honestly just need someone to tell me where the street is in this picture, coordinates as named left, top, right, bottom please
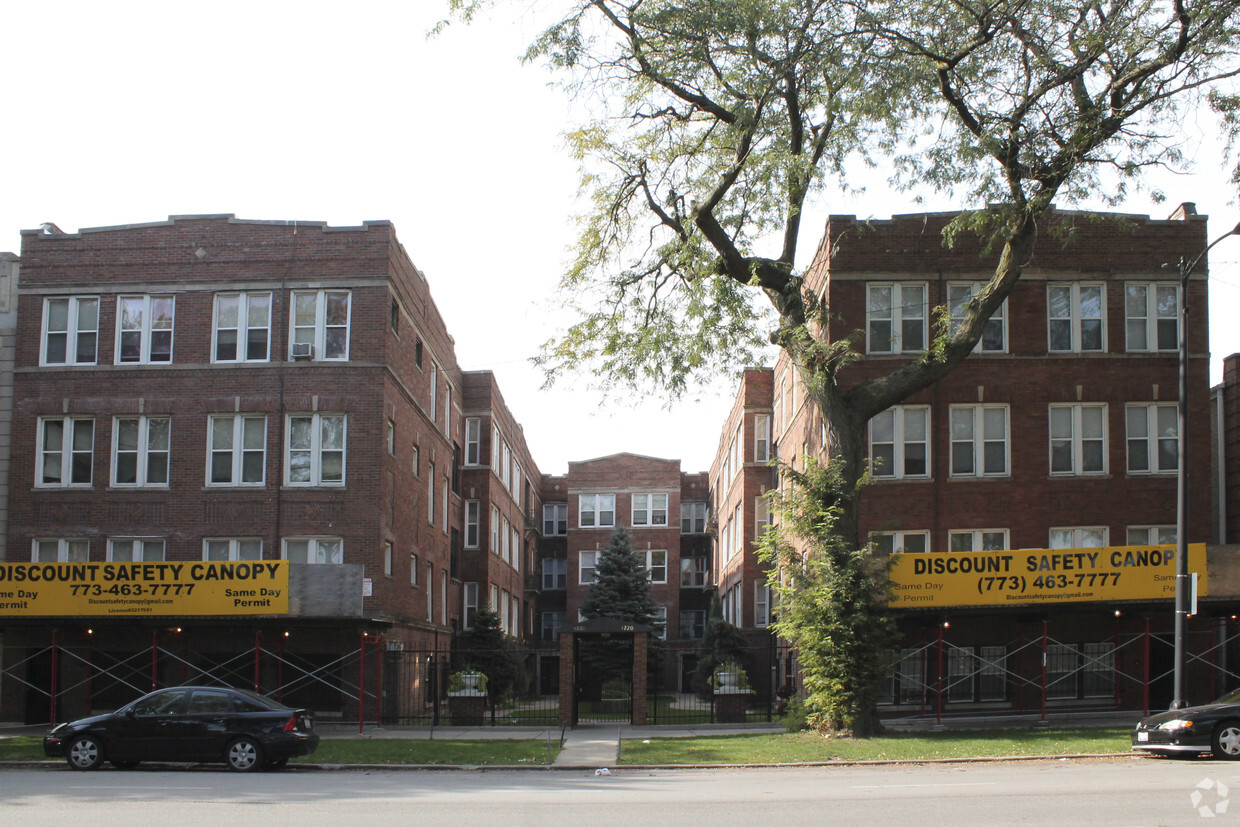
left=1, top=756, right=1235, bottom=825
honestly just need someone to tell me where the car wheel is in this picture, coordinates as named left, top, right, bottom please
left=111, top=760, right=141, bottom=770
left=265, top=758, right=289, bottom=770
left=1212, top=723, right=1240, bottom=759
left=66, top=735, right=104, bottom=770
left=226, top=737, right=264, bottom=772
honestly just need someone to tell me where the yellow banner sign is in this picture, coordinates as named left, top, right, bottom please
left=888, top=544, right=1206, bottom=608
left=0, top=562, right=289, bottom=616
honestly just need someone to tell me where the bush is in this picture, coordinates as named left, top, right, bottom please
left=781, top=695, right=809, bottom=733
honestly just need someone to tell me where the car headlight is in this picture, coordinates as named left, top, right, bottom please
left=1157, top=718, right=1194, bottom=730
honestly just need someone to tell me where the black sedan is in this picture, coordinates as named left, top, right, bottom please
left=43, top=685, right=319, bottom=771
left=1132, top=688, right=1240, bottom=759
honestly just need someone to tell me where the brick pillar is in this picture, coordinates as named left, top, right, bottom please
left=558, top=631, right=574, bottom=726
left=631, top=632, right=648, bottom=726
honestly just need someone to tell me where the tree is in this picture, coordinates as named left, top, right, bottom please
left=450, top=0, right=1240, bottom=732
left=581, top=523, right=656, bottom=623
left=456, top=602, right=523, bottom=702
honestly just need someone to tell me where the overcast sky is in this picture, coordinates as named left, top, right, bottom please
left=4, top=1, right=1239, bottom=476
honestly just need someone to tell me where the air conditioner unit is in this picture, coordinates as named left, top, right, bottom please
left=291, top=342, right=314, bottom=360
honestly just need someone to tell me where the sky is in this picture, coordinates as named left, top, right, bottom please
left=3, top=1, right=1239, bottom=476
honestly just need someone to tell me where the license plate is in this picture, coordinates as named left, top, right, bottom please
left=1138, top=731, right=1149, bottom=742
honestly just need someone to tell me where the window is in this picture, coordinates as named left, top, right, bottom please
left=290, top=289, right=350, bottom=360
left=213, top=292, right=271, bottom=362
left=42, top=296, right=98, bottom=365
left=680, top=610, right=706, bottom=640
left=649, top=606, right=667, bottom=640
left=465, top=418, right=481, bottom=465
left=283, top=537, right=343, bottom=564
left=112, top=416, right=170, bottom=487
left=390, top=298, right=400, bottom=332
left=542, top=558, right=567, bottom=590
left=869, top=406, right=929, bottom=479
left=681, top=502, right=708, bottom=534
left=441, top=476, right=449, bottom=533
left=871, top=531, right=929, bottom=554
left=681, top=557, right=707, bottom=587
left=502, top=516, right=511, bottom=563
left=755, top=582, right=772, bottom=628
left=867, top=283, right=927, bottom=353
left=108, top=538, right=165, bottom=562
left=948, top=530, right=1009, bottom=552
left=383, top=541, right=393, bottom=576
left=579, top=551, right=598, bottom=584
left=754, top=414, right=771, bottom=462
left=410, top=552, right=419, bottom=585
left=33, top=538, right=89, bottom=562
left=543, top=503, right=568, bottom=536
left=1049, top=404, right=1107, bottom=475
left=1125, top=283, right=1178, bottom=352
left=948, top=283, right=1006, bottom=352
left=117, top=294, right=174, bottom=364
left=208, top=414, right=265, bottom=486
left=427, top=564, right=435, bottom=621
left=1049, top=527, right=1108, bottom=548
left=1047, top=282, right=1105, bottom=352
left=501, top=443, right=512, bottom=490
left=204, top=539, right=262, bottom=561
left=501, top=590, right=511, bottom=634
left=632, top=493, right=669, bottom=527
left=755, top=496, right=771, bottom=539
left=464, top=500, right=480, bottom=548
left=579, top=493, right=616, bottom=528
left=464, top=582, right=478, bottom=629
left=37, top=417, right=94, bottom=487
left=427, top=462, right=436, bottom=523
left=430, top=362, right=439, bottom=427
left=541, top=611, right=565, bottom=642
left=411, top=443, right=420, bottom=477
left=286, top=413, right=345, bottom=486
left=1126, top=403, right=1177, bottom=474
left=386, top=420, right=395, bottom=455
left=414, top=338, right=423, bottom=367
left=644, top=550, right=668, bottom=583
left=950, top=405, right=1009, bottom=477
left=1128, top=526, right=1176, bottom=546
left=490, top=505, right=500, bottom=553
left=491, top=424, right=502, bottom=469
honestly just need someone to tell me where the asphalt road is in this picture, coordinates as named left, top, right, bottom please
left=2, top=756, right=1235, bottom=825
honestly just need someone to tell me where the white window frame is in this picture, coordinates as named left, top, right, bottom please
left=1126, top=403, right=1178, bottom=475
left=204, top=538, right=262, bottom=561
left=212, top=292, right=271, bottom=363
left=116, top=294, right=175, bottom=364
left=1047, top=282, right=1106, bottom=353
left=112, top=416, right=170, bottom=487
left=1049, top=527, right=1109, bottom=549
left=491, top=424, right=502, bottom=469
left=542, top=558, right=567, bottom=590
left=754, top=582, right=772, bottom=628
left=579, top=550, right=598, bottom=584
left=207, top=414, right=266, bottom=487
left=107, top=538, right=166, bottom=562
left=464, top=500, right=480, bottom=548
left=644, top=550, right=668, bottom=584
left=579, top=493, right=616, bottom=529
left=37, top=416, right=94, bottom=487
left=680, top=556, right=707, bottom=587
left=282, top=537, right=343, bottom=564
left=383, top=541, right=393, bottom=576
left=1127, top=526, right=1176, bottom=546
left=869, top=406, right=930, bottom=479
left=1125, top=282, right=1179, bottom=353
left=32, top=538, right=89, bottom=562
left=632, top=493, right=669, bottom=527
left=754, top=414, right=771, bottom=463
left=1049, top=404, right=1108, bottom=476
left=871, top=531, right=930, bottom=554
left=490, top=505, right=500, bottom=553
left=949, top=405, right=1010, bottom=477
left=441, top=476, right=449, bottom=534
left=289, top=289, right=350, bottom=361
left=465, top=418, right=481, bottom=465
left=948, top=282, right=1007, bottom=353
left=651, top=606, right=668, bottom=641
left=285, top=413, right=346, bottom=487
left=464, top=582, right=479, bottom=629
left=948, top=529, right=1009, bottom=552
left=681, top=501, right=708, bottom=534
left=867, top=282, right=927, bottom=354
left=41, top=296, right=99, bottom=366
left=543, top=503, right=568, bottom=536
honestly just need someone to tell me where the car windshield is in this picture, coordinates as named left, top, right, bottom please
left=232, top=688, right=284, bottom=710
left=1216, top=688, right=1240, bottom=705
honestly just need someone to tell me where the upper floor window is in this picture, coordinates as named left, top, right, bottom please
left=1049, top=527, right=1108, bottom=549
left=579, top=493, right=615, bottom=528
left=950, top=405, right=1009, bottom=477
left=42, top=296, right=99, bottom=365
left=632, top=493, right=669, bottom=527
left=1125, top=283, right=1178, bottom=352
left=1126, top=403, right=1177, bottom=474
left=948, top=283, right=1006, bottom=353
left=754, top=582, right=772, bottom=628
left=579, top=550, right=598, bottom=584
left=465, top=418, right=481, bottom=465
left=113, top=416, right=170, bottom=487
left=644, top=550, right=668, bottom=583
left=37, top=416, right=94, bottom=487
left=286, top=413, right=345, bottom=486
left=213, top=292, right=271, bottom=362
left=463, top=582, right=478, bottom=629
left=1128, top=526, right=1176, bottom=546
left=543, top=503, right=568, bottom=536
left=464, top=500, right=480, bottom=548
left=871, top=531, right=929, bottom=554
left=117, top=295, right=174, bottom=364
left=680, top=556, right=707, bottom=587
left=867, top=283, right=927, bottom=353
left=1047, top=283, right=1105, bottom=353
left=1049, top=404, right=1107, bottom=475
left=290, top=290, right=350, bottom=361
left=869, top=406, right=930, bottom=479
left=542, top=558, right=567, bottom=590
left=283, top=536, right=343, bottom=564
left=754, top=414, right=771, bottom=463
left=108, top=538, right=165, bottom=562
left=204, top=538, right=262, bottom=561
left=681, top=501, right=708, bottom=533
left=208, top=414, right=266, bottom=486
left=949, top=529, right=1009, bottom=552
left=33, top=538, right=89, bottom=562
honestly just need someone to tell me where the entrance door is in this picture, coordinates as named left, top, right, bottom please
left=574, top=634, right=633, bottom=724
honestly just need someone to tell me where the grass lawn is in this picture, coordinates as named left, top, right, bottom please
left=619, top=727, right=1135, bottom=765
